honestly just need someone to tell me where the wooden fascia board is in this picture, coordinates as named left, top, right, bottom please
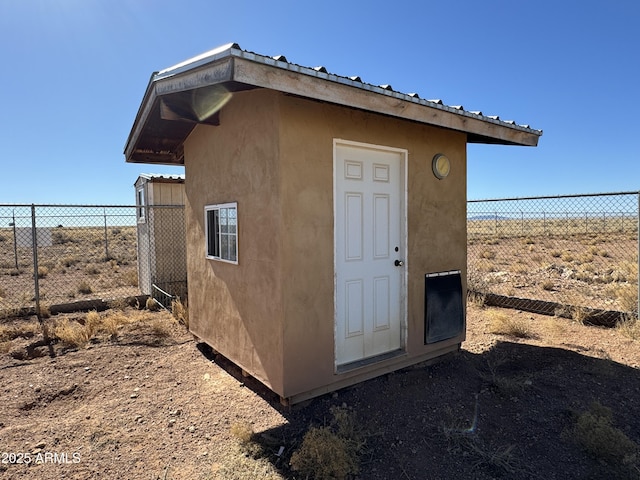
left=232, top=57, right=539, bottom=147
left=124, top=58, right=234, bottom=162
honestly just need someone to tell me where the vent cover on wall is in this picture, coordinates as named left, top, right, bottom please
left=424, top=270, right=464, bottom=344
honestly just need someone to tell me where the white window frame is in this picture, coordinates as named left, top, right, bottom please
left=136, top=187, right=146, bottom=223
left=205, top=202, right=238, bottom=264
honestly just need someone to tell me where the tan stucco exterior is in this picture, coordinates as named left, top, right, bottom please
left=183, top=89, right=467, bottom=402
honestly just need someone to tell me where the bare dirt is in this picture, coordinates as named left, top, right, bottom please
left=1, top=302, right=639, bottom=480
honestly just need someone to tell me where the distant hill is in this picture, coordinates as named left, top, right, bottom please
left=468, top=215, right=512, bottom=221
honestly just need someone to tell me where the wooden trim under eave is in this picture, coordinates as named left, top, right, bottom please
left=232, top=57, right=539, bottom=147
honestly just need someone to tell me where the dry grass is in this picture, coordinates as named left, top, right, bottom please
left=543, top=316, right=568, bottom=336
left=148, top=317, right=173, bottom=337
left=54, top=318, right=92, bottom=348
left=171, top=298, right=189, bottom=328
left=0, top=320, right=40, bottom=342
left=541, top=279, right=555, bottom=291
left=230, top=422, right=255, bottom=446
left=290, top=406, right=365, bottom=480
left=146, top=297, right=160, bottom=311
left=121, top=269, right=138, bottom=287
left=568, top=401, right=639, bottom=471
left=486, top=309, right=531, bottom=338
left=480, top=249, right=496, bottom=260
left=617, top=316, right=640, bottom=340
left=50, top=308, right=178, bottom=348
left=77, top=281, right=93, bottom=295
left=37, top=266, right=49, bottom=278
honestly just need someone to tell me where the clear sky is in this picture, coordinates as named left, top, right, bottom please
left=1, top=0, right=638, bottom=205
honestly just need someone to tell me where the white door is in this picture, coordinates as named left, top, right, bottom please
left=334, top=140, right=406, bottom=367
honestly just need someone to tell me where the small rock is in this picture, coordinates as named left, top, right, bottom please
left=188, top=425, right=195, bottom=433
left=130, top=393, right=138, bottom=399
left=34, top=441, right=45, bottom=449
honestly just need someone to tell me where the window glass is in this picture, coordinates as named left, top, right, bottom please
left=205, top=203, right=237, bottom=263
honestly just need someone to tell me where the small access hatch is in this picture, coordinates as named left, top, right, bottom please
left=424, top=271, right=464, bottom=344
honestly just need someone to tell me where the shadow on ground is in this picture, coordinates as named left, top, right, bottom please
left=200, top=341, right=640, bottom=480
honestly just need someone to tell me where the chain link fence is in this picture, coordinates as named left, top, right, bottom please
left=468, top=192, right=639, bottom=322
left=0, top=204, right=186, bottom=317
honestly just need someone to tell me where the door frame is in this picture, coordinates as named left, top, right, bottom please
left=333, top=138, right=408, bottom=371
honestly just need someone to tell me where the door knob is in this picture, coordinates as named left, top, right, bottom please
left=394, top=260, right=404, bottom=267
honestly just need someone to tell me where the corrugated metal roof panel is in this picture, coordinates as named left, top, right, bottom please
left=137, top=173, right=185, bottom=182
left=153, top=43, right=541, bottom=135
left=126, top=43, right=542, bottom=164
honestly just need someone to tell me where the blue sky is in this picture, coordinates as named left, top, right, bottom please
left=1, top=0, right=638, bottom=205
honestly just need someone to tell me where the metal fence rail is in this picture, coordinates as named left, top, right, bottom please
left=0, top=204, right=186, bottom=317
left=468, top=191, right=640, bottom=319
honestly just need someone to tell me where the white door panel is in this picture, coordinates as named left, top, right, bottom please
left=335, top=141, right=406, bottom=366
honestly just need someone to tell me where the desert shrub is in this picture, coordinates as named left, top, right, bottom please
left=611, top=285, right=638, bottom=314
left=290, top=406, right=364, bottom=480
left=37, top=266, right=49, bottom=278
left=486, top=309, right=531, bottom=338
left=571, top=306, right=589, bottom=324
left=102, top=315, right=122, bottom=337
left=85, top=265, right=100, bottom=275
left=171, top=298, right=189, bottom=328
left=290, top=426, right=356, bottom=480
left=146, top=297, right=160, bottom=311
left=0, top=321, right=40, bottom=342
left=480, top=249, right=496, bottom=260
left=54, top=318, right=91, bottom=347
left=230, top=421, right=255, bottom=446
left=541, top=280, right=555, bottom=291
left=52, top=231, right=77, bottom=245
left=77, top=281, right=93, bottom=294
left=561, top=252, right=574, bottom=263
left=122, top=270, right=138, bottom=287
left=149, top=317, right=171, bottom=337
left=476, top=259, right=496, bottom=273
left=84, top=310, right=101, bottom=338
left=569, top=401, right=638, bottom=468
left=617, top=316, right=640, bottom=340
left=60, top=256, right=80, bottom=268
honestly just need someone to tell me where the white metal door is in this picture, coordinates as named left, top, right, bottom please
left=334, top=140, right=406, bottom=366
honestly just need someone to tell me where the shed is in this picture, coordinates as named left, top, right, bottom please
left=125, top=43, right=541, bottom=404
left=134, top=173, right=187, bottom=303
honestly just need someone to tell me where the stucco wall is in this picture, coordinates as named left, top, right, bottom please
left=183, top=88, right=467, bottom=401
left=278, top=94, right=467, bottom=398
left=184, top=89, right=285, bottom=393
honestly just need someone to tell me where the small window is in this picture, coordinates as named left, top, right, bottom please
left=137, top=188, right=146, bottom=223
left=205, top=203, right=238, bottom=263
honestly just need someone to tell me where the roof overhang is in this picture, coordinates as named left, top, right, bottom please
left=125, top=43, right=542, bottom=165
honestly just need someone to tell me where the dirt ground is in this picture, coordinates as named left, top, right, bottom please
left=1, top=302, right=639, bottom=480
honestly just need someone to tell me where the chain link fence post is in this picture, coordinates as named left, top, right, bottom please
left=30, top=204, right=41, bottom=320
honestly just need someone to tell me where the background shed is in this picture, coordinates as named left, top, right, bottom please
left=134, top=174, right=187, bottom=304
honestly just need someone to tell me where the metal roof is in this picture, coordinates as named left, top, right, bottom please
left=137, top=173, right=185, bottom=181
left=125, top=43, right=542, bottom=164
left=134, top=173, right=185, bottom=185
